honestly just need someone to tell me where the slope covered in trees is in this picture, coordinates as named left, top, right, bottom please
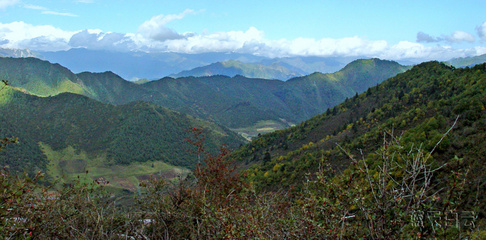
left=170, top=59, right=303, bottom=80
left=144, top=58, right=409, bottom=129
left=0, top=86, right=245, bottom=177
left=231, top=62, right=485, bottom=216
left=0, top=57, right=408, bottom=132
left=205, top=61, right=486, bottom=237
left=1, top=61, right=484, bottom=238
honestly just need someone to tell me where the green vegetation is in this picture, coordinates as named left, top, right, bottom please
left=231, top=62, right=486, bottom=233
left=145, top=58, right=408, bottom=129
left=0, top=85, right=245, bottom=190
left=446, top=53, right=486, bottom=68
left=171, top=59, right=303, bottom=80
left=1, top=56, right=485, bottom=238
left=0, top=56, right=408, bottom=131
left=0, top=124, right=483, bottom=238
left=0, top=57, right=88, bottom=97
left=231, top=119, right=293, bottom=140
left=0, top=60, right=485, bottom=238
left=41, top=142, right=190, bottom=190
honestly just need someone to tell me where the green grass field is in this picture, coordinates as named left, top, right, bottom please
left=40, top=142, right=190, bottom=191
left=231, top=119, right=294, bottom=140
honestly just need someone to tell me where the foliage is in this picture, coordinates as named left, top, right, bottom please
left=0, top=89, right=245, bottom=176
left=171, top=59, right=303, bottom=80
left=236, top=62, right=486, bottom=194
left=0, top=56, right=407, bottom=129
left=0, top=124, right=483, bottom=238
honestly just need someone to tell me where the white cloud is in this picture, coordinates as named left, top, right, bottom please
left=0, top=0, right=18, bottom=9
left=417, top=31, right=439, bottom=43
left=446, top=31, right=475, bottom=43
left=138, top=9, right=196, bottom=41
left=24, top=4, right=47, bottom=11
left=417, top=30, right=475, bottom=44
left=24, top=4, right=77, bottom=17
left=477, top=21, right=486, bottom=41
left=68, top=30, right=137, bottom=51
left=41, top=11, right=78, bottom=17
left=76, top=0, right=93, bottom=3
left=150, top=27, right=267, bottom=54
left=0, top=21, right=75, bottom=51
left=0, top=14, right=484, bottom=62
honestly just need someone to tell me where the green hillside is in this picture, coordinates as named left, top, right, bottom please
left=171, top=59, right=303, bottom=80
left=0, top=57, right=408, bottom=136
left=145, top=58, right=409, bottom=131
left=446, top=53, right=486, bottom=68
left=76, top=71, right=156, bottom=104
left=206, top=61, right=486, bottom=237
left=0, top=57, right=89, bottom=97
left=0, top=87, right=245, bottom=189
left=232, top=61, right=485, bottom=212
left=1, top=61, right=484, bottom=238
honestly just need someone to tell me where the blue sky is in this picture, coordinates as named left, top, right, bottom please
left=0, top=0, right=485, bottom=62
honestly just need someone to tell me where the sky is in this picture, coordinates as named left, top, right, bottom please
left=0, top=0, right=485, bottom=62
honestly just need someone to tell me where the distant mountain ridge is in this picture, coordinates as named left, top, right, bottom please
left=38, top=48, right=353, bottom=80
left=446, top=53, right=486, bottom=68
left=0, top=57, right=409, bottom=135
left=0, top=47, right=41, bottom=58
left=171, top=60, right=303, bottom=80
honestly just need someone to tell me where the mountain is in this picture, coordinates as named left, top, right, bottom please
left=227, top=61, right=486, bottom=237
left=257, top=56, right=353, bottom=75
left=0, top=57, right=156, bottom=104
left=0, top=47, right=41, bottom=58
left=38, top=48, right=360, bottom=80
left=0, top=57, right=90, bottom=97
left=143, top=59, right=408, bottom=132
left=0, top=86, right=245, bottom=190
left=171, top=60, right=303, bottom=80
left=446, top=53, right=486, bottom=68
left=39, top=49, right=268, bottom=80
left=0, top=57, right=408, bottom=136
left=231, top=61, right=486, bottom=212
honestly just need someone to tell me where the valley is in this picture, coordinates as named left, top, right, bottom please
left=0, top=55, right=485, bottom=238
left=1, top=2, right=485, bottom=238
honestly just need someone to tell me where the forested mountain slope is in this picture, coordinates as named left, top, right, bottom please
left=234, top=61, right=485, bottom=202
left=0, top=57, right=408, bottom=132
left=170, top=60, right=302, bottom=80
left=143, top=58, right=409, bottom=129
left=0, top=87, right=245, bottom=178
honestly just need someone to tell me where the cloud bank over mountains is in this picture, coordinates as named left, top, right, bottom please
left=1, top=7, right=485, bottom=62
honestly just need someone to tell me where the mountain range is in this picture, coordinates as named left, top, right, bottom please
left=0, top=84, right=245, bottom=189
left=0, top=57, right=409, bottom=137
left=233, top=61, right=486, bottom=202
left=1, top=48, right=485, bottom=235
left=170, top=60, right=303, bottom=80
left=0, top=55, right=410, bottom=190
left=446, top=53, right=486, bottom=68
left=38, top=48, right=354, bottom=80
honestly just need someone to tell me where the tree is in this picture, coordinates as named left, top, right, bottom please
left=0, top=79, right=17, bottom=152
